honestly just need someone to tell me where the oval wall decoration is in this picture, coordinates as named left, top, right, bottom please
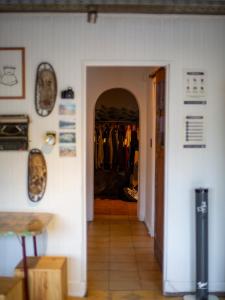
left=28, top=148, right=47, bottom=202
left=35, top=62, right=57, bottom=117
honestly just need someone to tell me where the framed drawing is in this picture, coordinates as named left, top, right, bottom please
left=0, top=48, right=25, bottom=99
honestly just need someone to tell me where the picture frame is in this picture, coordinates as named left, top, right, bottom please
left=59, top=132, right=76, bottom=143
left=0, top=48, right=25, bottom=99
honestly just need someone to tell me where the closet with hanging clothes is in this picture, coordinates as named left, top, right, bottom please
left=94, top=87, right=139, bottom=202
left=94, top=121, right=139, bottom=201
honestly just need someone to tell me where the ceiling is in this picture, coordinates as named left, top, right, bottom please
left=1, top=0, right=225, bottom=15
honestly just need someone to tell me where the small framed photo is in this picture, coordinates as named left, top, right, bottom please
left=59, top=132, right=76, bottom=143
left=0, top=48, right=25, bottom=99
left=59, top=145, right=76, bottom=157
left=59, top=102, right=76, bottom=115
left=59, top=119, right=76, bottom=130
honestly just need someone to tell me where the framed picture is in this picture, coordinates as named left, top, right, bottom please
left=0, top=48, right=25, bottom=99
left=59, top=132, right=76, bottom=143
left=59, top=102, right=76, bottom=115
left=59, top=145, right=76, bottom=157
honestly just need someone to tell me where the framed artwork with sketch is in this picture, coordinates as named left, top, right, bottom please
left=0, top=48, right=25, bottom=99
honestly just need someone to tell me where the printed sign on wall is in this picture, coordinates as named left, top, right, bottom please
left=183, top=115, right=206, bottom=148
left=183, top=70, right=207, bottom=104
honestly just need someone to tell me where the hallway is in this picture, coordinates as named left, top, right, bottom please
left=86, top=199, right=181, bottom=299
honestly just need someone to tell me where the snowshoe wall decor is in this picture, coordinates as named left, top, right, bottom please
left=28, top=148, right=47, bottom=202
left=35, top=62, right=57, bottom=117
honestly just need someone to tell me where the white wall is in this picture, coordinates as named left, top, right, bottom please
left=86, top=66, right=152, bottom=222
left=0, top=13, right=225, bottom=296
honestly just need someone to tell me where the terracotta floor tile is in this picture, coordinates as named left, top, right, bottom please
left=89, top=254, right=110, bottom=263
left=110, top=290, right=162, bottom=300
left=88, top=262, right=109, bottom=271
left=88, top=270, right=109, bottom=281
left=137, top=261, right=161, bottom=271
left=110, top=241, right=133, bottom=248
left=110, top=224, right=131, bottom=230
left=88, top=241, right=110, bottom=248
left=87, top=281, right=109, bottom=291
left=109, top=254, right=136, bottom=263
left=139, top=271, right=162, bottom=281
left=110, top=231, right=132, bottom=237
left=89, top=232, right=110, bottom=238
left=135, top=254, right=157, bottom=263
left=131, top=230, right=149, bottom=236
left=88, top=248, right=110, bottom=256
left=109, top=262, right=138, bottom=271
left=89, top=224, right=110, bottom=230
left=131, top=223, right=147, bottom=230
left=109, top=280, right=142, bottom=291
left=128, top=216, right=139, bottom=221
left=110, top=236, right=132, bottom=242
left=110, top=216, right=130, bottom=221
left=133, top=243, right=153, bottom=249
left=86, top=291, right=109, bottom=299
left=134, top=247, right=154, bottom=255
left=89, top=236, right=110, bottom=242
left=140, top=280, right=162, bottom=291
left=131, top=236, right=153, bottom=243
left=110, top=248, right=135, bottom=255
left=110, top=270, right=139, bottom=281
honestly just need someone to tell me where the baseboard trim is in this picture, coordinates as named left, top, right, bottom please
left=68, top=280, right=87, bottom=297
left=144, top=219, right=154, bottom=237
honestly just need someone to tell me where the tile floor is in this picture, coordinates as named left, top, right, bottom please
left=68, top=199, right=225, bottom=300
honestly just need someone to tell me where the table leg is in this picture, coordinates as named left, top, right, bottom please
left=21, top=236, right=30, bottom=300
left=33, top=236, right=38, bottom=256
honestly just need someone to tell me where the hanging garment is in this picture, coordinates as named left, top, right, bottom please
left=103, top=125, right=110, bottom=169
left=124, top=125, right=132, bottom=170
left=118, top=125, right=126, bottom=171
left=109, top=127, right=113, bottom=169
left=112, top=126, right=118, bottom=169
left=97, top=127, right=104, bottom=169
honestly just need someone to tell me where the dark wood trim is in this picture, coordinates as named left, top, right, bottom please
left=0, top=4, right=225, bottom=15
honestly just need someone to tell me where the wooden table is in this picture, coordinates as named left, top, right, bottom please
left=0, top=212, right=53, bottom=300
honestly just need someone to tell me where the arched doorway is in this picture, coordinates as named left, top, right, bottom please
left=94, top=88, right=139, bottom=216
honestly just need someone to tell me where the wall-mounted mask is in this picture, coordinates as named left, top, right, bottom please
left=35, top=62, right=57, bottom=117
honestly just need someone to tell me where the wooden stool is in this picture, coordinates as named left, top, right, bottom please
left=0, top=277, right=23, bottom=300
left=15, top=256, right=67, bottom=300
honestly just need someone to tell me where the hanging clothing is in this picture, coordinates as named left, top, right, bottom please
left=118, top=124, right=126, bottom=171
left=109, top=127, right=113, bottom=169
left=95, top=122, right=138, bottom=174
left=112, top=126, right=118, bottom=169
left=103, top=125, right=110, bottom=170
left=124, top=125, right=132, bottom=170
left=97, top=127, right=104, bottom=169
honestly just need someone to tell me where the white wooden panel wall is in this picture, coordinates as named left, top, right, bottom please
left=0, top=13, right=225, bottom=296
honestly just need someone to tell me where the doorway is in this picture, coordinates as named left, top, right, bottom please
left=85, top=65, right=167, bottom=294
left=94, top=87, right=139, bottom=214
